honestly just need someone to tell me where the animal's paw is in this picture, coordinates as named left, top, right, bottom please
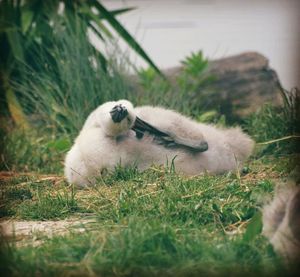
left=110, top=104, right=128, bottom=123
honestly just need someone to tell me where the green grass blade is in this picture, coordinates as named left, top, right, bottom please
left=101, top=7, right=137, bottom=18
left=243, top=211, right=263, bottom=242
left=91, top=1, right=162, bottom=75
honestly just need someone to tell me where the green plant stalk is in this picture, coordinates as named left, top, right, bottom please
left=2, top=73, right=29, bottom=129
left=91, top=1, right=163, bottom=76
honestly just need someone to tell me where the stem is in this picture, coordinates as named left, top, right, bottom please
left=2, top=73, right=29, bottom=129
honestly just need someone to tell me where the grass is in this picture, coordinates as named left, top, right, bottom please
left=1, top=97, right=298, bottom=276
left=1, top=5, right=299, bottom=275
left=136, top=51, right=218, bottom=118
left=1, top=80, right=299, bottom=275
left=0, top=128, right=68, bottom=173
left=1, top=154, right=297, bottom=276
left=245, top=104, right=299, bottom=155
left=1, top=15, right=299, bottom=274
left=2, top=220, right=283, bottom=277
left=11, top=17, right=131, bottom=136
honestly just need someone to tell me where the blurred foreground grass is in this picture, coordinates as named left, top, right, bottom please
left=1, top=154, right=297, bottom=276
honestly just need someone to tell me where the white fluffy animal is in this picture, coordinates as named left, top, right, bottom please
left=64, top=99, right=254, bottom=187
left=262, top=176, right=300, bottom=263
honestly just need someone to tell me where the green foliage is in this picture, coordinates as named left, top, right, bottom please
left=0, top=0, right=160, bottom=74
left=0, top=128, right=67, bottom=173
left=245, top=105, right=290, bottom=142
left=196, top=110, right=227, bottom=126
left=181, top=51, right=209, bottom=76
left=92, top=1, right=161, bottom=74
left=4, top=187, right=33, bottom=201
left=137, top=51, right=218, bottom=120
left=46, top=138, right=71, bottom=153
left=0, top=0, right=161, bottom=127
left=97, top=173, right=261, bottom=225
left=17, top=186, right=79, bottom=220
left=4, top=220, right=283, bottom=277
left=0, top=176, right=82, bottom=219
left=243, top=211, right=263, bottom=242
left=103, top=164, right=140, bottom=185
left=138, top=68, right=170, bottom=96
left=178, top=51, right=215, bottom=93
left=2, top=158, right=279, bottom=225
left=244, top=103, right=299, bottom=155
left=1, top=147, right=293, bottom=275
left=12, top=17, right=131, bottom=135
left=0, top=186, right=32, bottom=217
left=1, top=156, right=291, bottom=275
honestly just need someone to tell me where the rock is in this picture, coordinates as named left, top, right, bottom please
left=163, top=52, right=284, bottom=120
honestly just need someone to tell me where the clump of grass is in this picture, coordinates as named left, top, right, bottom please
left=2, top=218, right=285, bottom=277
left=0, top=156, right=292, bottom=276
left=103, top=164, right=140, bottom=185
left=0, top=175, right=83, bottom=220
left=0, top=176, right=33, bottom=217
left=94, top=167, right=276, bottom=228
left=136, top=51, right=218, bottom=119
left=17, top=186, right=79, bottom=220
left=4, top=187, right=32, bottom=201
left=0, top=187, right=32, bottom=217
left=12, top=17, right=131, bottom=136
left=244, top=88, right=300, bottom=155
left=0, top=128, right=68, bottom=174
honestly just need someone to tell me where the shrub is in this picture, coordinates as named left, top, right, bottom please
left=244, top=88, right=300, bottom=155
left=12, top=18, right=131, bottom=136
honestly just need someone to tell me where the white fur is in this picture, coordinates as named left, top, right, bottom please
left=64, top=100, right=254, bottom=187
left=262, top=179, right=300, bottom=262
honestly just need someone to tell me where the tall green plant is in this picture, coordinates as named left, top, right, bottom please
left=0, top=0, right=161, bottom=127
left=244, top=88, right=300, bottom=155
left=137, top=51, right=217, bottom=118
left=13, top=17, right=131, bottom=136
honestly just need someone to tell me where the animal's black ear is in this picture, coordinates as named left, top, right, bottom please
left=132, top=116, right=208, bottom=152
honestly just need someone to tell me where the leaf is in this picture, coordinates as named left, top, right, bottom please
left=90, top=1, right=162, bottom=76
left=79, top=6, right=135, bottom=20
left=3, top=74, right=29, bottom=129
left=243, top=211, right=263, bottom=242
left=79, top=6, right=135, bottom=40
left=101, top=7, right=136, bottom=19
left=197, top=110, right=218, bottom=123
left=21, top=8, right=34, bottom=34
left=6, top=30, right=25, bottom=63
left=90, top=43, right=108, bottom=71
left=89, top=18, right=112, bottom=39
left=46, top=138, right=71, bottom=152
left=212, top=203, right=221, bottom=213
